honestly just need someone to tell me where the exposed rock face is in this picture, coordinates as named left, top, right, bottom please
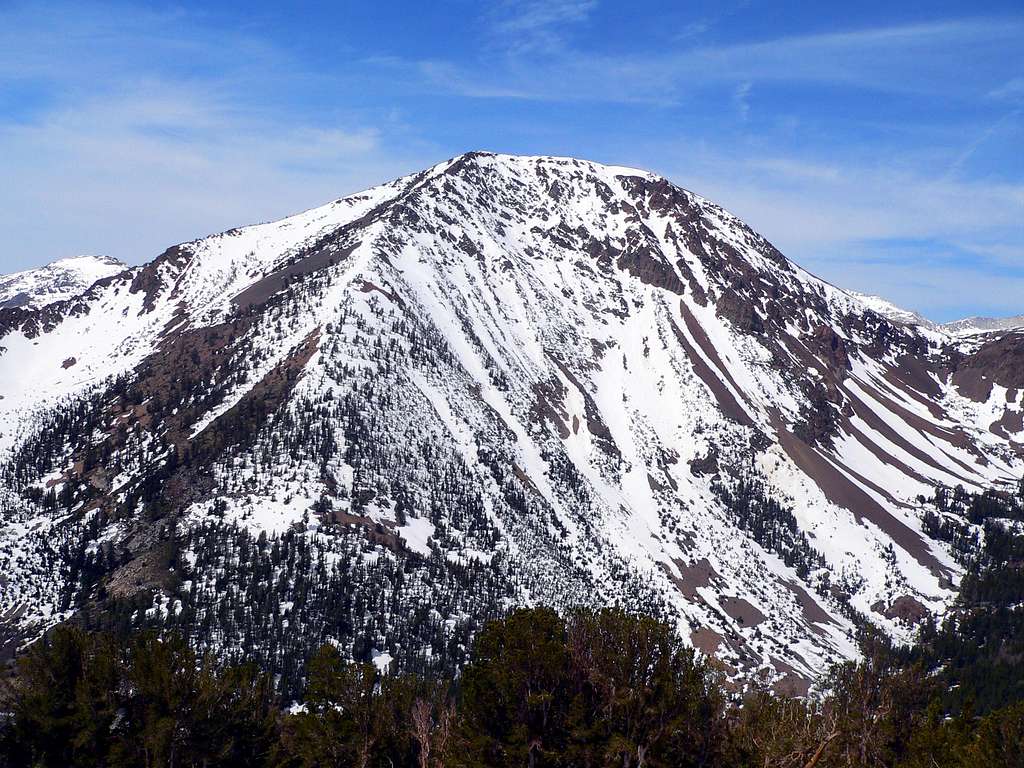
left=874, top=595, right=930, bottom=625
left=716, top=290, right=764, bottom=334
left=952, top=332, right=1024, bottom=401
left=807, top=325, right=851, bottom=378
left=616, top=244, right=687, bottom=295
left=0, top=152, right=1021, bottom=690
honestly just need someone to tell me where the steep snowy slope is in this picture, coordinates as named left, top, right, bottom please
left=0, top=255, right=126, bottom=309
left=1, top=152, right=1022, bottom=693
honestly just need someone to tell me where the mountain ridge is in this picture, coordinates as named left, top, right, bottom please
left=0, top=254, right=126, bottom=310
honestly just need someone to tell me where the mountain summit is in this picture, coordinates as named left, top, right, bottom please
left=1, top=152, right=1021, bottom=693
left=0, top=254, right=125, bottom=310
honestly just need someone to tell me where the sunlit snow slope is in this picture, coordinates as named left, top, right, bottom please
left=2, top=152, right=1022, bottom=692
left=0, top=255, right=126, bottom=310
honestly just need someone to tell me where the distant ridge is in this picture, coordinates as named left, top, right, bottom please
left=0, top=254, right=126, bottom=309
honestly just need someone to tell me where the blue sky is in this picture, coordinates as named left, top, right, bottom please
left=1, top=1, right=1021, bottom=321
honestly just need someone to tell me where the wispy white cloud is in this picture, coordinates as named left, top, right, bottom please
left=0, top=3, right=437, bottom=270
left=487, top=0, right=597, bottom=55
left=0, top=84, right=423, bottom=264
left=400, top=16, right=1024, bottom=104
left=801, top=260, right=1024, bottom=321
left=987, top=77, right=1024, bottom=102
left=954, top=241, right=1024, bottom=268
left=493, top=0, right=596, bottom=35
left=733, top=81, right=752, bottom=120
left=945, top=109, right=1021, bottom=178
left=679, top=156, right=1024, bottom=247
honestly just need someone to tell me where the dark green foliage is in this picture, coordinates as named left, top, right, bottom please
left=1, top=626, right=277, bottom=768
left=273, top=645, right=448, bottom=768
left=0, top=626, right=121, bottom=767
left=4, top=607, right=1024, bottom=768
left=966, top=701, right=1024, bottom=768
left=455, top=607, right=730, bottom=766
left=821, top=638, right=934, bottom=768
left=907, top=483, right=1024, bottom=715
left=274, top=645, right=383, bottom=767
left=560, top=609, right=726, bottom=768
left=457, top=607, right=574, bottom=766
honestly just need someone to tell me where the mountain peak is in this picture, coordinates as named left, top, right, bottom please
left=941, top=314, right=1024, bottom=336
left=0, top=254, right=126, bottom=310
left=846, top=291, right=936, bottom=330
left=426, top=150, right=664, bottom=190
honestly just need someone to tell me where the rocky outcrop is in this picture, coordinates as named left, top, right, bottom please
left=716, top=289, right=764, bottom=334
left=953, top=332, right=1024, bottom=401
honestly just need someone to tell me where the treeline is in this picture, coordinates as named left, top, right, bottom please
left=70, top=519, right=515, bottom=701
left=901, top=481, right=1024, bottom=714
left=2, top=607, right=1023, bottom=768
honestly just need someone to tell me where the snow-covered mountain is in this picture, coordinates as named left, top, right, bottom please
left=0, top=255, right=126, bottom=310
left=1, top=152, right=1022, bottom=693
left=847, top=291, right=936, bottom=330
left=846, top=291, right=1024, bottom=338
left=941, top=315, right=1024, bottom=337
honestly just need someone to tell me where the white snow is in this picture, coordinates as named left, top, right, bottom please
left=0, top=255, right=125, bottom=309
left=397, top=517, right=435, bottom=557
